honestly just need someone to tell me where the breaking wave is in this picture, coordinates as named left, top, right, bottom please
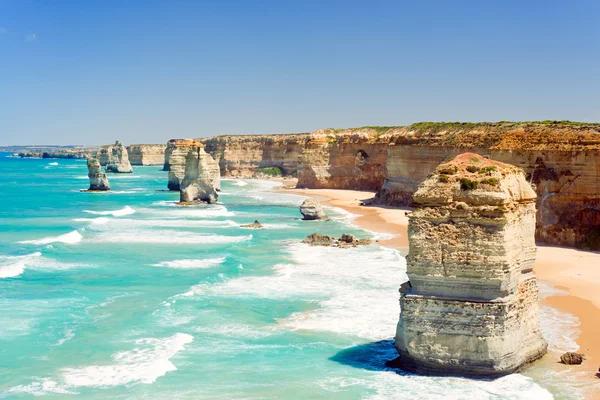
left=18, top=230, right=83, bottom=245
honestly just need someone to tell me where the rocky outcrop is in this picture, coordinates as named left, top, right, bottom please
left=393, top=153, right=547, bottom=378
left=296, top=129, right=389, bottom=190
left=127, top=144, right=166, bottom=165
left=201, top=134, right=310, bottom=177
left=86, top=158, right=110, bottom=191
left=98, top=141, right=133, bottom=173
left=179, top=145, right=219, bottom=205
left=302, top=233, right=372, bottom=247
left=299, top=199, right=329, bottom=220
left=240, top=220, right=263, bottom=229
left=560, top=352, right=584, bottom=365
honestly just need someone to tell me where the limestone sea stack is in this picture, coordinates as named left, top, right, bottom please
left=393, top=152, right=547, bottom=377
left=127, top=144, right=167, bottom=165
left=179, top=145, right=219, bottom=205
left=104, top=141, right=133, bottom=173
left=299, top=198, right=329, bottom=220
left=164, top=139, right=221, bottom=191
left=86, top=157, right=110, bottom=191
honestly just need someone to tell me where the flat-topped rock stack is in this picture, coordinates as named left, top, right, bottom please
left=85, top=157, right=110, bottom=191
left=393, top=152, right=547, bottom=378
left=179, top=143, right=220, bottom=205
left=164, top=139, right=221, bottom=191
left=127, top=144, right=167, bottom=165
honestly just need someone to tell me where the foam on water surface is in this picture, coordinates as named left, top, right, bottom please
left=83, top=205, right=136, bottom=217
left=18, top=230, right=83, bottom=245
left=152, top=257, right=226, bottom=269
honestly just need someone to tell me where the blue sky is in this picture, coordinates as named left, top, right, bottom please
left=0, top=0, right=598, bottom=145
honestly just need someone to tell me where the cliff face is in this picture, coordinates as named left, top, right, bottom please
left=200, top=134, right=310, bottom=177
left=296, top=129, right=389, bottom=190
left=179, top=146, right=219, bottom=204
left=394, top=153, right=546, bottom=377
left=375, top=122, right=600, bottom=248
left=165, top=139, right=220, bottom=191
left=127, top=144, right=166, bottom=165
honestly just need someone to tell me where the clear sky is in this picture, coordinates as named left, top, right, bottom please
left=0, top=0, right=598, bottom=145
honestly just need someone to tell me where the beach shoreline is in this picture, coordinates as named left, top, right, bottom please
left=279, top=182, right=600, bottom=397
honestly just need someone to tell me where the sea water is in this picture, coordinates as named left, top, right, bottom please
left=0, top=154, right=574, bottom=399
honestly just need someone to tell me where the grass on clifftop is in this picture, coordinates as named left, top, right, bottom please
left=254, top=167, right=282, bottom=177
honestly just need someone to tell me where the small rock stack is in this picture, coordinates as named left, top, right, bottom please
left=393, top=153, right=547, bottom=377
left=86, top=157, right=110, bottom=191
left=104, top=141, right=133, bottom=173
left=299, top=198, right=329, bottom=220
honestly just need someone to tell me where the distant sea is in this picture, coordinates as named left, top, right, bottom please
left=0, top=153, right=575, bottom=399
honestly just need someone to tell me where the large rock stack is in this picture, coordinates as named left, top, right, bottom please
left=164, top=139, right=220, bottom=191
left=179, top=145, right=219, bottom=204
left=102, top=141, right=133, bottom=173
left=86, top=158, right=110, bottom=191
left=393, top=152, right=547, bottom=377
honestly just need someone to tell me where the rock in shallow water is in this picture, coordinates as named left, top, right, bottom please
left=86, top=157, right=110, bottom=191
left=240, top=220, right=263, bottom=229
left=299, top=198, right=329, bottom=220
left=393, top=152, right=547, bottom=378
left=302, top=233, right=371, bottom=247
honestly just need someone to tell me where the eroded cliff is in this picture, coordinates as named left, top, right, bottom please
left=165, top=139, right=220, bottom=191
left=127, top=144, right=166, bottom=166
left=200, top=134, right=310, bottom=177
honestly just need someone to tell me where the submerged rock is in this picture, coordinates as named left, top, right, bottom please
left=393, top=152, right=547, bottom=378
left=240, top=220, right=263, bottom=229
left=302, top=233, right=371, bottom=247
left=104, top=141, right=133, bottom=173
left=560, top=352, right=584, bottom=365
left=86, top=157, right=110, bottom=191
left=179, top=145, right=219, bottom=205
left=299, top=198, right=329, bottom=220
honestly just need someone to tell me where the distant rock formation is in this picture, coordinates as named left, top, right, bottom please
left=240, top=220, right=263, bottom=229
left=302, top=233, right=371, bottom=247
left=179, top=145, right=219, bottom=205
left=299, top=199, right=329, bottom=220
left=392, top=153, right=547, bottom=378
left=164, top=139, right=220, bottom=191
left=98, top=141, right=133, bottom=173
left=86, top=158, right=110, bottom=191
left=127, top=144, right=167, bottom=165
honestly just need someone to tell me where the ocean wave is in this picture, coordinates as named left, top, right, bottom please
left=143, top=205, right=234, bottom=218
left=48, top=162, right=58, bottom=166
left=83, top=205, right=135, bottom=217
left=18, top=230, right=82, bottom=245
left=0, top=252, right=42, bottom=278
left=91, top=230, right=252, bottom=245
left=75, top=217, right=238, bottom=229
left=7, top=333, right=193, bottom=395
left=152, top=257, right=226, bottom=269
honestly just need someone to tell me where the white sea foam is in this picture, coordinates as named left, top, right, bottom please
left=91, top=230, right=251, bottom=245
left=48, top=162, right=59, bottom=166
left=152, top=257, right=226, bottom=269
left=75, top=217, right=238, bottom=229
left=143, top=205, right=235, bottom=218
left=18, top=230, right=83, bottom=245
left=83, top=205, right=135, bottom=217
left=7, top=333, right=193, bottom=394
left=184, top=244, right=406, bottom=340
left=233, top=180, right=248, bottom=186
left=0, top=252, right=42, bottom=278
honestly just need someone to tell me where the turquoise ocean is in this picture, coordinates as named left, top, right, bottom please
left=0, top=154, right=582, bottom=399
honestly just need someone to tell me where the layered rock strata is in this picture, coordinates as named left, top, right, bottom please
left=127, top=144, right=166, bottom=165
left=164, top=139, right=221, bottom=191
left=393, top=153, right=547, bottom=377
left=201, top=134, right=310, bottom=177
left=86, top=158, right=110, bottom=191
left=98, top=141, right=133, bottom=173
left=179, top=145, right=219, bottom=204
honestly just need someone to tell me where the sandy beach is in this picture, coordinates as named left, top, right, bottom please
left=282, top=183, right=600, bottom=396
